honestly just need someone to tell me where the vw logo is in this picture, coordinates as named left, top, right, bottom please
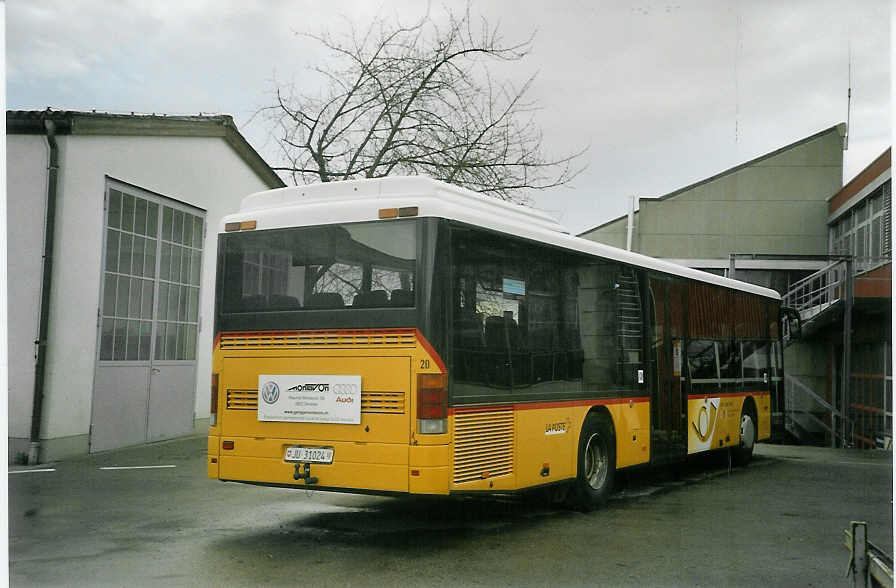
left=260, top=381, right=280, bottom=404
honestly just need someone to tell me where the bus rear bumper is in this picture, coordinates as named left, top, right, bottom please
left=210, top=437, right=450, bottom=495
left=218, top=455, right=410, bottom=492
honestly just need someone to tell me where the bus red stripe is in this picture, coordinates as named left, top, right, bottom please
left=449, top=397, right=650, bottom=414
left=414, top=329, right=447, bottom=373
left=686, top=391, right=771, bottom=400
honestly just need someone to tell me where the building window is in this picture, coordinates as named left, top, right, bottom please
left=829, top=179, right=891, bottom=271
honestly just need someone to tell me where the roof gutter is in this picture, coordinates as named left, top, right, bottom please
left=29, top=118, right=60, bottom=465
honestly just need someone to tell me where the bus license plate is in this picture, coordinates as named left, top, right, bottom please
left=284, top=446, right=334, bottom=464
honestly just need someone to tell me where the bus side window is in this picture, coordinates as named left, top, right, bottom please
left=687, top=340, right=720, bottom=392
left=717, top=340, right=740, bottom=391
left=450, top=230, right=585, bottom=394
left=576, top=260, right=624, bottom=391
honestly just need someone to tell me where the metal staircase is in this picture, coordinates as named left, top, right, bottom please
left=780, top=256, right=890, bottom=447
left=781, top=259, right=852, bottom=446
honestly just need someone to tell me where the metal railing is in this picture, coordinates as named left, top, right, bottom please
left=844, top=521, right=893, bottom=587
left=782, top=259, right=847, bottom=318
left=854, top=256, right=892, bottom=275
left=783, top=257, right=891, bottom=318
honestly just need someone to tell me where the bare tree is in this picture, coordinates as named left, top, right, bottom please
left=265, top=7, right=586, bottom=203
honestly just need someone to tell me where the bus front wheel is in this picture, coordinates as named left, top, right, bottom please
left=569, top=413, right=615, bottom=510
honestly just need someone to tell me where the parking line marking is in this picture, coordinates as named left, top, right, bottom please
left=831, top=461, right=892, bottom=467
left=9, top=468, right=56, bottom=474
left=99, top=465, right=177, bottom=470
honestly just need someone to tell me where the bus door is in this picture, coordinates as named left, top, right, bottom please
left=648, top=276, right=687, bottom=463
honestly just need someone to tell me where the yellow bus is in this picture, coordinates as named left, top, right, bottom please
left=208, top=177, right=784, bottom=508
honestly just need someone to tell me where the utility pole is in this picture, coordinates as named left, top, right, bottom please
left=840, top=257, right=854, bottom=447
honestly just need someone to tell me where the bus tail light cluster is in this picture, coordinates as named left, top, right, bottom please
left=210, top=373, right=219, bottom=427
left=417, top=373, right=447, bottom=434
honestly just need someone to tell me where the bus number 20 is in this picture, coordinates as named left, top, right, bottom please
left=420, top=359, right=430, bottom=370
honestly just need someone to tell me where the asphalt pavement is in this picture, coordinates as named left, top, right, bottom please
left=9, top=436, right=893, bottom=587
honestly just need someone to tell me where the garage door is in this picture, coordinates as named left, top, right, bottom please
left=91, top=180, right=205, bottom=452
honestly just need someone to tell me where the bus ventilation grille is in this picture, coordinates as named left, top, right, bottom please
left=453, top=409, right=514, bottom=484
left=219, top=331, right=417, bottom=349
left=226, top=389, right=404, bottom=414
left=227, top=390, right=258, bottom=410
left=360, top=391, right=405, bottom=413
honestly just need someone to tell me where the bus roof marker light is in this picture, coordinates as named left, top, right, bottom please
left=398, top=206, right=419, bottom=217
left=239, top=220, right=257, bottom=230
left=378, top=208, right=399, bottom=219
left=224, top=222, right=241, bottom=232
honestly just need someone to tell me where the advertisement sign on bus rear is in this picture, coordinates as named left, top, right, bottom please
left=257, top=375, right=362, bottom=424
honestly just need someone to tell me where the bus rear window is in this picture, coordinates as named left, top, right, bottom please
left=220, top=221, right=416, bottom=313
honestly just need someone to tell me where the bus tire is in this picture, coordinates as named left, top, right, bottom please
left=733, top=405, right=756, bottom=467
left=570, top=413, right=615, bottom=510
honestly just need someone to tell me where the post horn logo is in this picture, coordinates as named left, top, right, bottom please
left=692, top=398, right=719, bottom=442
left=260, top=381, right=280, bottom=404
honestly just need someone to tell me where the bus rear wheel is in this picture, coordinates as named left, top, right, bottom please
left=733, top=406, right=756, bottom=466
left=569, top=413, right=615, bottom=510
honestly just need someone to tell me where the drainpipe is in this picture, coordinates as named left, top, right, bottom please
left=28, top=118, right=59, bottom=465
left=625, top=195, right=635, bottom=251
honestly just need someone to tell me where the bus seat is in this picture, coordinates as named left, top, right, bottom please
left=306, top=292, right=345, bottom=309
left=484, top=316, right=507, bottom=349
left=455, top=313, right=483, bottom=347
left=389, top=289, right=414, bottom=307
left=241, top=295, right=268, bottom=311
left=352, top=290, right=388, bottom=308
left=268, top=295, right=300, bottom=310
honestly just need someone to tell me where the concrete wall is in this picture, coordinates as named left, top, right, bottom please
left=580, top=214, right=633, bottom=250
left=7, top=135, right=49, bottom=460
left=8, top=133, right=272, bottom=461
left=581, top=128, right=844, bottom=260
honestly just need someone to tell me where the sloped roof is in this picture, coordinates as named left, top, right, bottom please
left=828, top=146, right=891, bottom=211
left=578, top=123, right=845, bottom=236
left=7, top=109, right=285, bottom=190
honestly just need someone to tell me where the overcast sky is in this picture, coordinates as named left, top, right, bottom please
left=7, top=0, right=891, bottom=233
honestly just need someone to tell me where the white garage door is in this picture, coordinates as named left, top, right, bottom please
left=91, top=179, right=205, bottom=452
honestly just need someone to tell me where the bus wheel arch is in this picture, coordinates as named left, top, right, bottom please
left=569, top=407, right=616, bottom=510
left=734, top=396, right=758, bottom=466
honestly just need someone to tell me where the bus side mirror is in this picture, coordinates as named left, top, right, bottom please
left=781, top=307, right=801, bottom=344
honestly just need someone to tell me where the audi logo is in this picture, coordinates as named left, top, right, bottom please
left=332, top=383, right=358, bottom=394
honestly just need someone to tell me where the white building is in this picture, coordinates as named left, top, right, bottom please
left=7, top=110, right=284, bottom=463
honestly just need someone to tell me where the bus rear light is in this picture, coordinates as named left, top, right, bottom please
left=210, top=373, right=219, bottom=427
left=222, top=440, right=234, bottom=450
left=417, top=373, right=448, bottom=434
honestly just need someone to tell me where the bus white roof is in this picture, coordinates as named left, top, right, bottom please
left=223, top=176, right=781, bottom=300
